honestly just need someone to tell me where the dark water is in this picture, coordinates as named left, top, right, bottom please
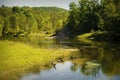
left=9, top=37, right=120, bottom=80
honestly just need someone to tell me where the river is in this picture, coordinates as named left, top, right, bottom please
left=1, top=36, right=120, bottom=80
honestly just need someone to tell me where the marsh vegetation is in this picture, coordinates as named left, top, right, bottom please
left=0, top=37, right=120, bottom=80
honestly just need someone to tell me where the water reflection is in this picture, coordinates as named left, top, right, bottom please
left=7, top=37, right=59, bottom=48
left=21, top=47, right=120, bottom=80
left=21, top=59, right=120, bottom=80
left=3, top=37, right=120, bottom=80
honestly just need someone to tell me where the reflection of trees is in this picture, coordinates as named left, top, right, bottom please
left=72, top=38, right=120, bottom=77
left=71, top=63, right=79, bottom=72
left=101, top=49, right=120, bottom=76
left=8, top=37, right=58, bottom=48
left=70, top=42, right=120, bottom=77
left=82, top=49, right=120, bottom=77
left=8, top=37, right=120, bottom=77
left=81, top=64, right=100, bottom=76
left=71, top=60, right=101, bottom=76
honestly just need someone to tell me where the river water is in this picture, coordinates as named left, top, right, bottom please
left=7, top=37, right=120, bottom=80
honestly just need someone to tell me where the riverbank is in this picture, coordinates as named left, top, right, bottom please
left=0, top=40, right=75, bottom=80
left=77, top=31, right=120, bottom=41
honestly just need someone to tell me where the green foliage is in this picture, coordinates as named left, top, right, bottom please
left=0, top=6, right=68, bottom=37
left=64, top=0, right=120, bottom=40
left=12, top=6, right=21, bottom=13
left=0, top=16, right=4, bottom=36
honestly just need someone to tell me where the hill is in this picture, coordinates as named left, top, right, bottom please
left=0, top=6, right=69, bottom=37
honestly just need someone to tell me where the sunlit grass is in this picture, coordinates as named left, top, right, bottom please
left=77, top=33, right=94, bottom=39
left=77, top=33, right=94, bottom=44
left=77, top=31, right=104, bottom=39
left=77, top=31, right=104, bottom=43
left=0, top=40, right=73, bottom=80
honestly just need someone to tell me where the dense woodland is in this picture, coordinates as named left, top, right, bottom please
left=63, top=0, right=120, bottom=41
left=0, top=0, right=120, bottom=41
left=0, top=6, right=68, bottom=37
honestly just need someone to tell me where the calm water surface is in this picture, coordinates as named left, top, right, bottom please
left=21, top=61, right=120, bottom=80
left=7, top=37, right=120, bottom=80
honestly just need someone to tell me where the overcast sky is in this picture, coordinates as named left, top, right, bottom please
left=0, top=0, right=78, bottom=9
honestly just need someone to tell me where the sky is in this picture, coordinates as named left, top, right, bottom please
left=0, top=0, right=78, bottom=10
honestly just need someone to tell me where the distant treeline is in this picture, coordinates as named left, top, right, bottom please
left=63, top=0, right=120, bottom=40
left=0, top=0, right=120, bottom=41
left=0, top=6, right=68, bottom=37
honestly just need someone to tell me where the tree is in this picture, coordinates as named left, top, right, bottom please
left=0, top=16, right=4, bottom=36
left=65, top=0, right=100, bottom=36
left=0, top=6, right=68, bottom=37
left=67, top=2, right=80, bottom=36
left=12, top=6, right=21, bottom=13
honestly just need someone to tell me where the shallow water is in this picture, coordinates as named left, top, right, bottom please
left=18, top=37, right=120, bottom=80
left=1, top=37, right=120, bottom=80
left=21, top=60, right=120, bottom=80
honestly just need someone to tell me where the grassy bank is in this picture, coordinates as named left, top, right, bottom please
left=0, top=40, right=74, bottom=80
left=77, top=32, right=95, bottom=44
left=77, top=31, right=106, bottom=41
left=77, top=31, right=120, bottom=41
left=77, top=31, right=104, bottom=39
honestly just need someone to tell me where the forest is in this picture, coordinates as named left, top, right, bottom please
left=0, top=0, right=120, bottom=41
left=62, top=0, right=120, bottom=41
left=0, top=6, right=68, bottom=37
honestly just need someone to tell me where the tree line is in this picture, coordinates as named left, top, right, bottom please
left=0, top=0, right=120, bottom=41
left=0, top=6, right=68, bottom=37
left=64, top=0, right=120, bottom=40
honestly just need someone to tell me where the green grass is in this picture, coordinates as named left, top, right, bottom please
left=0, top=40, right=73, bottom=80
left=77, top=33, right=94, bottom=44
left=77, top=33, right=94, bottom=39
left=77, top=31, right=104, bottom=39
left=77, top=31, right=105, bottom=44
left=77, top=31, right=105, bottom=43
